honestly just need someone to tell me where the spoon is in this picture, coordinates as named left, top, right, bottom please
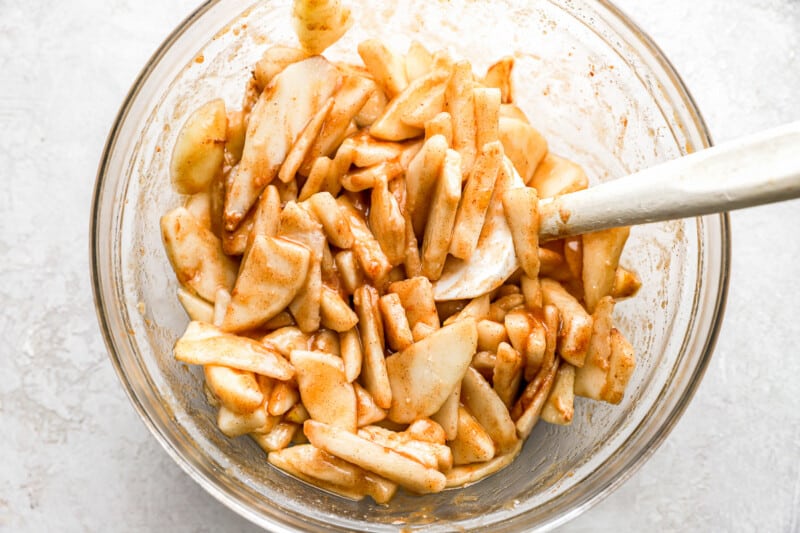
left=433, top=121, right=800, bottom=301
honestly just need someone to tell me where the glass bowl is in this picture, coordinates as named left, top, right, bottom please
left=91, top=0, right=729, bottom=530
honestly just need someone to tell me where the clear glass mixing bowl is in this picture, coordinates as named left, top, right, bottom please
left=91, top=1, right=729, bottom=530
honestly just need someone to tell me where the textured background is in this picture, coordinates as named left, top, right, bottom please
left=1, top=0, right=799, bottom=531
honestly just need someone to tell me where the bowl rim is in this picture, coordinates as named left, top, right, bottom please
left=90, top=1, right=730, bottom=530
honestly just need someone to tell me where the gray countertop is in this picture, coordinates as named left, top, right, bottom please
left=1, top=1, right=798, bottom=531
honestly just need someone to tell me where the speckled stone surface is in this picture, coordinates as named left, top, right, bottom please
left=1, top=1, right=798, bottom=531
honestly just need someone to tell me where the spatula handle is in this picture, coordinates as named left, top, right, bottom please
left=538, top=121, right=800, bottom=240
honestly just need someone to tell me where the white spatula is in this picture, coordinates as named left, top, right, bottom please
left=433, top=121, right=800, bottom=301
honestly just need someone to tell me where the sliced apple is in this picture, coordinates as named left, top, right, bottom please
left=176, top=287, right=214, bottom=323
left=291, top=350, right=357, bottom=432
left=251, top=422, right=298, bottom=452
left=220, top=235, right=311, bottom=332
left=406, top=419, right=447, bottom=445
left=284, top=402, right=310, bottom=425
left=307, top=192, right=354, bottom=249
left=431, top=384, right=460, bottom=441
left=540, top=363, right=576, bottom=425
left=378, top=293, right=414, bottom=352
left=420, top=148, right=462, bottom=280
left=406, top=134, right=448, bottom=239
left=369, top=177, right=406, bottom=266
left=311, top=328, right=340, bottom=355
left=346, top=132, right=404, bottom=167
left=477, top=319, right=508, bottom=353
left=319, top=286, right=359, bottom=332
left=405, top=40, right=433, bottom=81
left=574, top=296, right=614, bottom=400
left=530, top=153, right=589, bottom=198
left=268, top=381, right=299, bottom=416
left=541, top=278, right=593, bottom=367
left=514, top=357, right=559, bottom=439
left=339, top=327, right=363, bottom=383
left=304, top=420, right=446, bottom=494
left=279, top=202, right=326, bottom=332
left=386, top=318, right=478, bottom=423
left=493, top=341, right=523, bottom=409
left=253, top=45, right=309, bottom=89
left=261, top=326, right=311, bottom=358
left=291, top=0, right=352, bottom=55
left=369, top=69, right=449, bottom=140
left=354, top=383, right=386, bottom=427
left=445, top=439, right=522, bottom=488
left=443, top=294, right=490, bottom=326
left=161, top=207, right=237, bottom=302
left=357, top=39, right=408, bottom=100
left=388, top=276, right=441, bottom=332
left=460, top=367, right=518, bottom=454
left=611, top=267, right=642, bottom=300
left=337, top=198, right=393, bottom=283
left=359, top=425, right=452, bottom=472
left=204, top=364, right=264, bottom=414
left=216, top=405, right=271, bottom=438
left=299, top=75, right=376, bottom=175
left=268, top=444, right=397, bottom=503
left=353, top=285, right=392, bottom=409
left=582, top=227, right=630, bottom=313
left=449, top=405, right=496, bottom=465
left=174, top=321, right=294, bottom=380
left=498, top=117, right=547, bottom=185
left=170, top=99, right=227, bottom=194
left=501, top=186, right=540, bottom=279
left=482, top=56, right=514, bottom=104
left=602, top=328, right=636, bottom=404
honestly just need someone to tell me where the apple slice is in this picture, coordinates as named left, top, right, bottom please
left=174, top=321, right=294, bottom=380
left=445, top=439, right=522, bottom=488
left=268, top=381, right=299, bottom=416
left=406, top=419, right=447, bottom=445
left=540, top=278, right=593, bottom=367
left=460, top=367, right=518, bottom=454
left=388, top=276, right=440, bottom=332
left=161, top=207, right=237, bottom=302
left=216, top=405, right=272, bottom=438
left=170, top=99, right=227, bottom=194
left=574, top=296, right=614, bottom=400
left=431, top=386, right=460, bottom=441
left=291, top=350, right=357, bottom=432
left=221, top=235, right=311, bottom=332
left=177, top=287, right=214, bottom=323
left=353, top=285, right=392, bottom=409
left=354, top=383, right=386, bottom=427
left=280, top=202, right=326, bottom=333
left=251, top=422, right=298, bottom=452
left=304, top=420, right=446, bottom=494
left=339, top=327, right=363, bottom=383
left=498, top=117, right=547, bottom=185
left=319, top=286, right=359, bottom=332
left=540, top=363, right=576, bottom=425
left=358, top=425, right=452, bottom=472
left=269, top=444, right=397, bottom=503
left=261, top=326, right=311, bottom=358
left=386, top=318, right=477, bottom=423
left=602, top=328, right=636, bottom=404
left=493, top=341, right=523, bottom=409
left=582, top=227, right=630, bottom=313
left=449, top=405, right=496, bottom=465
left=204, top=365, right=264, bottom=414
